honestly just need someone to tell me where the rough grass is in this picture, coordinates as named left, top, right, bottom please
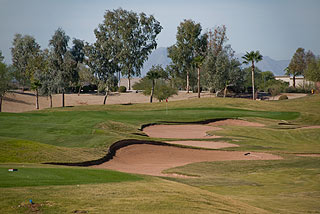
left=0, top=177, right=271, bottom=214
left=164, top=157, right=320, bottom=214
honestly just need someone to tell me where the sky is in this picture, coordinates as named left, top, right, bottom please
left=1, top=0, right=320, bottom=64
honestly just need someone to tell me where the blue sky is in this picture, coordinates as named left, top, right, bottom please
left=1, top=0, right=319, bottom=63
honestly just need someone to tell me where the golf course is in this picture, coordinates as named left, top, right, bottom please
left=0, top=94, right=319, bottom=213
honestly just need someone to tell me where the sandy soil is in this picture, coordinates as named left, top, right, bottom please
left=93, top=144, right=282, bottom=176
left=209, top=119, right=265, bottom=127
left=143, top=124, right=222, bottom=139
left=165, top=140, right=239, bottom=149
left=2, top=91, right=214, bottom=113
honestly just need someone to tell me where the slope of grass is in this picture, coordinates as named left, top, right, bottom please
left=0, top=137, right=106, bottom=163
left=0, top=165, right=142, bottom=188
left=207, top=125, right=320, bottom=153
left=164, top=157, right=320, bottom=214
left=0, top=177, right=270, bottom=214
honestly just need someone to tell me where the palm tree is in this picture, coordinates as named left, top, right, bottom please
left=146, top=65, right=164, bottom=103
left=242, top=51, right=263, bottom=100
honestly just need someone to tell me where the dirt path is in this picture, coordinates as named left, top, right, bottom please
left=93, top=144, right=282, bottom=176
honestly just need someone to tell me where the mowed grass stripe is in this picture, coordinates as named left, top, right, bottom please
left=0, top=167, right=142, bottom=188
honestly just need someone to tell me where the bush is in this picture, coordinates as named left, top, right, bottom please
left=118, top=86, right=127, bottom=93
left=110, top=86, right=118, bottom=92
left=278, top=95, right=288, bottom=100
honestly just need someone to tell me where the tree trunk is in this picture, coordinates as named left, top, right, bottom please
left=35, top=89, right=39, bottom=109
left=293, top=75, right=296, bottom=88
left=103, top=91, right=109, bottom=105
left=0, top=96, right=2, bottom=112
left=223, top=86, right=227, bottom=98
left=49, top=94, right=53, bottom=108
left=78, top=85, right=82, bottom=96
left=128, top=72, right=131, bottom=91
left=62, top=91, right=65, bottom=107
left=150, top=80, right=154, bottom=103
left=186, top=70, right=190, bottom=93
left=118, top=71, right=121, bottom=87
left=197, top=67, right=200, bottom=98
left=251, top=62, right=255, bottom=100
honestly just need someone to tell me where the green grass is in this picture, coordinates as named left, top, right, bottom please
left=0, top=177, right=270, bottom=214
left=164, top=157, right=320, bottom=214
left=0, top=165, right=142, bottom=187
left=0, top=94, right=319, bottom=213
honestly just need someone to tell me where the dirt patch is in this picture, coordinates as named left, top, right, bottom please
left=93, top=144, right=282, bottom=176
left=143, top=124, right=222, bottom=139
left=165, top=140, right=239, bottom=149
left=209, top=119, right=265, bottom=127
left=2, top=91, right=214, bottom=113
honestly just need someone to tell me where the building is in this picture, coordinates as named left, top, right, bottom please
left=275, top=76, right=313, bottom=87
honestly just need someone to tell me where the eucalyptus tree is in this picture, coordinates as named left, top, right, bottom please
left=11, top=34, right=40, bottom=91
left=84, top=39, right=116, bottom=104
left=146, top=65, right=166, bottom=103
left=242, top=51, right=263, bottom=100
left=305, top=57, right=320, bottom=83
left=49, top=28, right=77, bottom=107
left=286, top=48, right=306, bottom=88
left=99, top=8, right=162, bottom=90
left=0, top=51, right=12, bottom=112
left=204, top=46, right=243, bottom=97
left=168, top=19, right=206, bottom=93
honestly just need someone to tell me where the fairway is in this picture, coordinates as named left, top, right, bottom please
left=0, top=95, right=319, bottom=213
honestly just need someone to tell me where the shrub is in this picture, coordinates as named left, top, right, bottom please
left=118, top=86, right=127, bottom=93
left=278, top=95, right=288, bottom=100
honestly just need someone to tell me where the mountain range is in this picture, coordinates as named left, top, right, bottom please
left=141, top=47, right=290, bottom=77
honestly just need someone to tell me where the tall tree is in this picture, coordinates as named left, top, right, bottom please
left=35, top=49, right=56, bottom=108
left=287, top=48, right=306, bottom=88
left=85, top=33, right=117, bottom=104
left=99, top=8, right=162, bottom=90
left=204, top=46, right=243, bottom=97
left=11, top=34, right=40, bottom=91
left=168, top=19, right=206, bottom=93
left=305, top=57, right=320, bottom=83
left=0, top=51, right=12, bottom=112
left=49, top=28, right=76, bottom=107
left=242, top=51, right=263, bottom=100
left=207, top=25, right=227, bottom=56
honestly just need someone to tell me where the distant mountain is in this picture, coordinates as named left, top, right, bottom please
left=235, top=53, right=290, bottom=76
left=141, top=48, right=289, bottom=77
left=141, top=47, right=171, bottom=76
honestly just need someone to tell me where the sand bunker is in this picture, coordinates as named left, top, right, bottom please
left=165, top=141, right=239, bottom=149
left=93, top=144, right=281, bottom=176
left=209, top=119, right=265, bottom=127
left=143, top=124, right=222, bottom=139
